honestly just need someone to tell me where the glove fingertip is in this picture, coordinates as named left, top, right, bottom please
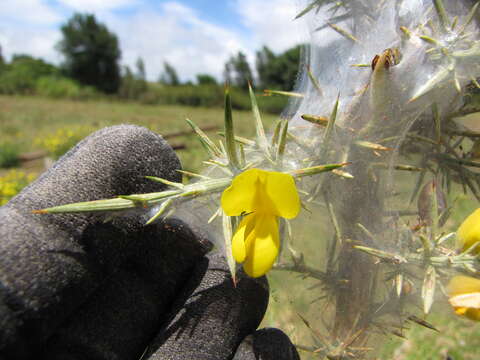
left=234, top=328, right=300, bottom=360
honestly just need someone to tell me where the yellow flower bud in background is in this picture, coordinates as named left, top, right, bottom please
left=457, top=208, right=480, bottom=254
left=221, top=168, right=300, bottom=278
left=447, top=275, right=480, bottom=321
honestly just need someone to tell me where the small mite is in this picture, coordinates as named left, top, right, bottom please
left=371, top=48, right=401, bottom=70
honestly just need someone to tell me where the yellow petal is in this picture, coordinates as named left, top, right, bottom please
left=242, top=214, right=279, bottom=278
left=263, top=171, right=300, bottom=219
left=464, top=308, right=480, bottom=321
left=452, top=305, right=480, bottom=321
left=447, top=275, right=480, bottom=297
left=221, top=168, right=261, bottom=216
left=457, top=208, right=480, bottom=254
left=447, top=275, right=480, bottom=321
left=454, top=307, right=468, bottom=316
left=450, top=293, right=480, bottom=309
left=231, top=214, right=255, bottom=263
left=221, top=168, right=301, bottom=219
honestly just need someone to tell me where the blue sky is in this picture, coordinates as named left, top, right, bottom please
left=0, top=0, right=307, bottom=81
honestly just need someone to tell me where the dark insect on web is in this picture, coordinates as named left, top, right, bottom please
left=371, top=48, right=401, bottom=70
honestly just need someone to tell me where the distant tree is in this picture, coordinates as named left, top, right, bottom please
left=223, top=61, right=233, bottom=86
left=196, top=73, right=217, bottom=85
left=255, top=45, right=302, bottom=90
left=119, top=65, right=135, bottom=99
left=123, top=65, right=134, bottom=81
left=135, top=57, right=146, bottom=82
left=224, top=51, right=253, bottom=89
left=274, top=45, right=302, bottom=90
left=159, top=62, right=180, bottom=86
left=255, top=46, right=276, bottom=88
left=118, top=59, right=148, bottom=100
left=135, top=57, right=147, bottom=92
left=57, top=13, right=121, bottom=93
left=0, top=45, right=5, bottom=71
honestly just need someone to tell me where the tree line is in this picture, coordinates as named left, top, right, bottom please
left=0, top=13, right=302, bottom=112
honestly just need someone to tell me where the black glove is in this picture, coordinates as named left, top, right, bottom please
left=0, top=125, right=299, bottom=360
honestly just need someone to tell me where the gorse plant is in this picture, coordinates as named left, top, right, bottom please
left=35, top=0, right=480, bottom=358
left=0, top=170, right=36, bottom=205
left=36, top=125, right=97, bottom=159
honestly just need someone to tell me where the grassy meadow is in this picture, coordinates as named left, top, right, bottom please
left=1, top=95, right=480, bottom=359
left=0, top=94, right=278, bottom=174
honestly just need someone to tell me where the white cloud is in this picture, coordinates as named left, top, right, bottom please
left=0, top=0, right=307, bottom=81
left=235, top=0, right=307, bottom=53
left=57, top=0, right=138, bottom=12
left=110, top=2, right=248, bottom=81
left=0, top=0, right=61, bottom=25
left=0, top=27, right=61, bottom=63
left=0, top=0, right=61, bottom=61
left=0, top=1, right=249, bottom=80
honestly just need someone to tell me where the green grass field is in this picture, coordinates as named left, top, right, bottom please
left=0, top=95, right=278, bottom=174
left=1, top=95, right=480, bottom=359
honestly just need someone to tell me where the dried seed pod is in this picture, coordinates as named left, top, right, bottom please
left=417, top=180, right=447, bottom=226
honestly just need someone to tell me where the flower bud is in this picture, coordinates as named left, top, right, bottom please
left=457, top=208, right=480, bottom=253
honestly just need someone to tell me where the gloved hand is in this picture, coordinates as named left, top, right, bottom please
left=0, top=125, right=299, bottom=360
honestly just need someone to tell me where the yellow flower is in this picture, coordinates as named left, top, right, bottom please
left=0, top=170, right=36, bottom=205
left=447, top=275, right=480, bottom=321
left=457, top=208, right=480, bottom=253
left=221, top=168, right=300, bottom=278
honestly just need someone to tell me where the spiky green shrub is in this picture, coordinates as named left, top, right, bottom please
left=34, top=2, right=480, bottom=359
